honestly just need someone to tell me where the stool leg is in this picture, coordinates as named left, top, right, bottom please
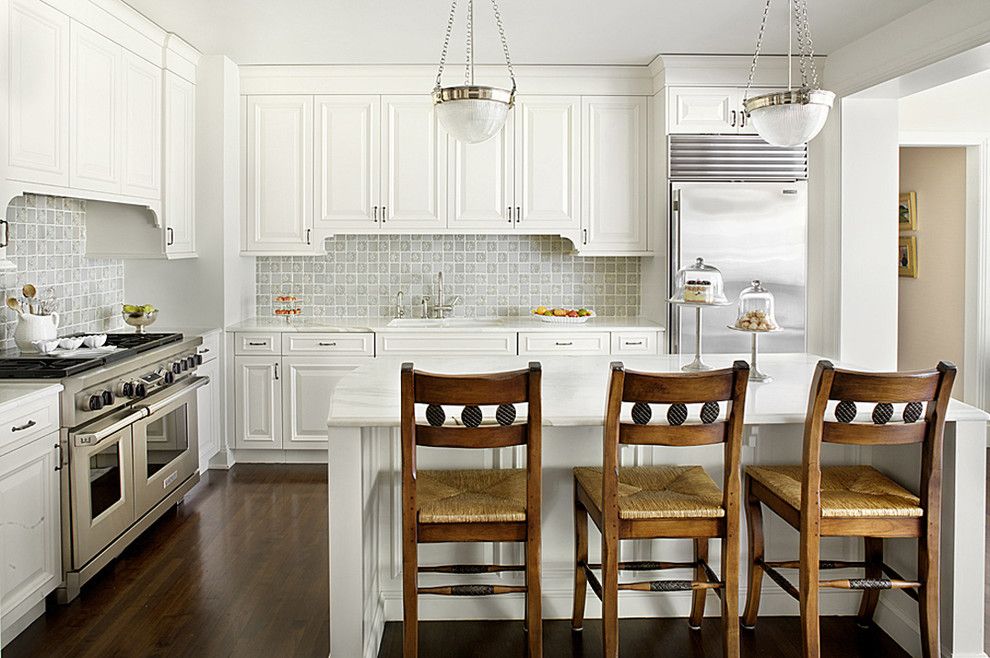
left=602, top=533, right=620, bottom=658
left=689, top=538, right=708, bottom=629
left=402, top=536, right=418, bottom=657
left=526, top=528, right=543, bottom=656
left=918, top=528, right=940, bottom=658
left=722, top=527, right=740, bottom=657
left=856, top=537, right=883, bottom=627
left=572, top=482, right=589, bottom=631
left=741, top=475, right=764, bottom=629
left=799, top=525, right=821, bottom=658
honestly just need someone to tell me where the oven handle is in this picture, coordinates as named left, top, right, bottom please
left=73, top=408, right=148, bottom=448
left=136, top=376, right=210, bottom=417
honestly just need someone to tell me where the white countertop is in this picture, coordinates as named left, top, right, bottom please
left=328, top=352, right=990, bottom=427
left=227, top=316, right=664, bottom=333
left=0, top=382, right=62, bottom=414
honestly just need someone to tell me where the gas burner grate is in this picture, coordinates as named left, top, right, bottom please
left=0, top=358, right=104, bottom=378
left=105, top=333, right=183, bottom=352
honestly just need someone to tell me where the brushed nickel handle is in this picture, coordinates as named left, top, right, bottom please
left=247, top=341, right=268, bottom=346
left=516, top=206, right=521, bottom=222
left=740, top=111, right=748, bottom=128
left=373, top=206, right=378, bottom=222
left=730, top=110, right=737, bottom=128
left=306, top=229, right=312, bottom=245
left=555, top=341, right=573, bottom=346
left=508, top=206, right=512, bottom=223
left=54, top=442, right=61, bottom=471
left=274, top=362, right=279, bottom=380
left=11, top=419, right=36, bottom=432
left=166, top=227, right=175, bottom=246
left=0, top=219, right=9, bottom=248
left=625, top=341, right=644, bottom=346
left=198, top=348, right=210, bottom=354
left=381, top=206, right=387, bottom=223
left=318, top=342, right=337, bottom=347
left=582, top=229, right=588, bottom=245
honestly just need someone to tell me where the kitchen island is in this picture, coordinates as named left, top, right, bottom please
left=326, top=353, right=988, bottom=658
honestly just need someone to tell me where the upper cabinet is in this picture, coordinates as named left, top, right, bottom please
left=314, top=95, right=380, bottom=231
left=667, top=86, right=776, bottom=135
left=244, top=95, right=316, bottom=254
left=580, top=96, right=649, bottom=254
left=163, top=71, right=195, bottom=257
left=7, top=0, right=69, bottom=188
left=447, top=111, right=514, bottom=230
left=122, top=51, right=161, bottom=199
left=69, top=22, right=121, bottom=194
left=381, top=95, right=447, bottom=230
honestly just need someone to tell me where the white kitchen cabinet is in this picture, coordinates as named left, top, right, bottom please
left=376, top=332, right=517, bottom=356
left=234, top=356, right=282, bottom=449
left=667, top=86, right=776, bottom=135
left=381, top=95, right=447, bottom=230
left=514, top=96, right=580, bottom=231
left=69, top=20, right=121, bottom=194
left=282, top=358, right=362, bottom=450
left=7, top=0, right=70, bottom=188
left=447, top=114, right=515, bottom=230
left=244, top=95, right=316, bottom=253
left=580, top=96, right=648, bottom=254
left=0, top=433, right=60, bottom=644
left=196, top=353, right=221, bottom=472
left=163, top=71, right=195, bottom=256
left=518, top=331, right=611, bottom=356
left=121, top=50, right=161, bottom=199
left=314, top=95, right=381, bottom=231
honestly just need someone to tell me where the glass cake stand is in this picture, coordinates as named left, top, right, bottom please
left=669, top=299, right=733, bottom=371
left=727, top=325, right=783, bottom=382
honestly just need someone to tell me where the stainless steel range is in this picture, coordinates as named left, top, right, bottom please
left=0, top=332, right=207, bottom=602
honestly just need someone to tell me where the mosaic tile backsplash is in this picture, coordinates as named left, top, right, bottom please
left=256, top=235, right=642, bottom=319
left=0, top=195, right=124, bottom=350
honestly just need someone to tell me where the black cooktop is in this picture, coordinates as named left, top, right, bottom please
left=0, top=332, right=184, bottom=379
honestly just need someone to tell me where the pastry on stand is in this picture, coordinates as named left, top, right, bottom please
left=668, top=257, right=732, bottom=372
left=728, top=280, right=781, bottom=382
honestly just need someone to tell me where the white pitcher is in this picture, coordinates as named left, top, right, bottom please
left=14, top=312, right=60, bottom=353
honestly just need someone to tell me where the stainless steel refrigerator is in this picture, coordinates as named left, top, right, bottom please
left=669, top=178, right=808, bottom=356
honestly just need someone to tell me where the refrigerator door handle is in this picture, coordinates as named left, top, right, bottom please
left=669, top=187, right=682, bottom=355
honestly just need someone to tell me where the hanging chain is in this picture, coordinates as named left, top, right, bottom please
left=490, top=0, right=516, bottom=94
left=795, top=0, right=820, bottom=89
left=744, top=0, right=773, bottom=102
left=464, top=0, right=473, bottom=85
left=435, top=0, right=459, bottom=91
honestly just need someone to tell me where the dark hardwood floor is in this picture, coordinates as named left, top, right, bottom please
left=6, top=464, right=908, bottom=657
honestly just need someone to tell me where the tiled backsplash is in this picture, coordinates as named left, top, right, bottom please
left=0, top=195, right=124, bottom=350
left=256, top=235, right=642, bottom=319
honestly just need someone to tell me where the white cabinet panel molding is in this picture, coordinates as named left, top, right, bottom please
left=282, top=358, right=362, bottom=449
left=234, top=356, right=282, bottom=449
left=381, top=95, right=447, bottom=230
left=514, top=96, right=580, bottom=232
left=121, top=50, right=161, bottom=198
left=163, top=71, right=195, bottom=256
left=448, top=114, right=514, bottom=230
left=315, top=95, right=381, bottom=231
left=69, top=21, right=121, bottom=194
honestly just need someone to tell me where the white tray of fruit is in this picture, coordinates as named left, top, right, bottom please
left=531, top=306, right=595, bottom=323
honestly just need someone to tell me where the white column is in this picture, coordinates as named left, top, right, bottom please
left=328, top=427, right=366, bottom=657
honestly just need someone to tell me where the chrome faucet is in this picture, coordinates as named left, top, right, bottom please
left=427, top=271, right=461, bottom=319
left=394, top=291, right=405, bottom=319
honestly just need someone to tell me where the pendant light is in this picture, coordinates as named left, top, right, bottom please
left=742, top=0, right=835, bottom=147
left=433, top=0, right=516, bottom=144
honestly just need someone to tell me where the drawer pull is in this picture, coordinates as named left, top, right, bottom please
left=555, top=341, right=573, bottom=346
left=624, top=341, right=644, bottom=346
left=12, top=419, right=36, bottom=432
left=318, top=342, right=337, bottom=347
left=199, top=348, right=211, bottom=354
left=247, top=341, right=268, bottom=346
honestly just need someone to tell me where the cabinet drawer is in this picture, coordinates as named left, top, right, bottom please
left=282, top=333, right=374, bottom=356
left=377, top=332, right=516, bottom=356
left=611, top=331, right=660, bottom=355
left=518, top=332, right=610, bottom=356
left=197, top=330, right=221, bottom=363
left=0, top=393, right=59, bottom=456
left=234, top=332, right=280, bottom=356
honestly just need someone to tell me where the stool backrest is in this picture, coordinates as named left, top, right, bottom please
left=603, top=360, right=750, bottom=519
left=801, top=359, right=956, bottom=524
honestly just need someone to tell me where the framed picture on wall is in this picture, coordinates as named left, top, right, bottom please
left=899, top=235, right=918, bottom=278
left=899, top=191, right=918, bottom=231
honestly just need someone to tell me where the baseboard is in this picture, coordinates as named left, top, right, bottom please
left=1, top=598, right=46, bottom=648
left=364, top=593, right=386, bottom=658
left=228, top=448, right=328, bottom=464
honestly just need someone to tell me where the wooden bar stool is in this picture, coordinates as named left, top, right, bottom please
left=741, top=360, right=956, bottom=658
left=571, top=360, right=750, bottom=658
left=401, top=362, right=543, bottom=657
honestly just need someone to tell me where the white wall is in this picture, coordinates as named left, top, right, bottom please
left=900, top=68, right=990, bottom=133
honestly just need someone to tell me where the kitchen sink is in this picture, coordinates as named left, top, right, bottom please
left=386, top=318, right=505, bottom=328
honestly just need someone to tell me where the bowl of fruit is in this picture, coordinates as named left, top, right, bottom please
left=122, top=304, right=158, bottom=333
left=531, top=306, right=596, bottom=324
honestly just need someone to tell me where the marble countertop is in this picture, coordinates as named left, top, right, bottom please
left=0, top=382, right=62, bottom=415
left=227, top=316, right=664, bottom=333
left=328, top=352, right=990, bottom=427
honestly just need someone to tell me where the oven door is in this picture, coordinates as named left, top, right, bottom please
left=132, top=376, right=208, bottom=519
left=69, top=409, right=142, bottom=567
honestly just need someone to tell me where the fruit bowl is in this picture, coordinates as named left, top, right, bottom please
left=531, top=307, right=596, bottom=324
left=122, top=304, right=158, bottom=333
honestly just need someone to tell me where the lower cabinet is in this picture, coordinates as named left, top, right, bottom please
left=234, top=356, right=282, bottom=449
left=282, top=358, right=365, bottom=450
left=196, top=355, right=221, bottom=471
left=0, top=432, right=61, bottom=644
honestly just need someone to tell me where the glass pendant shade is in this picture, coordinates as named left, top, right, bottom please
left=744, top=89, right=835, bottom=147
left=434, top=86, right=512, bottom=144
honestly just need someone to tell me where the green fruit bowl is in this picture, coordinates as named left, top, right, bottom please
left=122, top=309, right=158, bottom=333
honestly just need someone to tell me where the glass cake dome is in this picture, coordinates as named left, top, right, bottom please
left=733, top=280, right=779, bottom=331
left=670, top=257, right=729, bottom=305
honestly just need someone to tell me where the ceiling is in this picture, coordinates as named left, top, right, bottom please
left=124, top=0, right=930, bottom=66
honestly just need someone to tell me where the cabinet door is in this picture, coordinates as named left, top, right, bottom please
left=581, top=97, right=648, bottom=253
left=163, top=72, right=196, bottom=256
left=514, top=96, right=580, bottom=230
left=196, top=357, right=220, bottom=471
left=381, top=95, right=446, bottom=230
left=0, top=434, right=60, bottom=624
left=245, top=95, right=314, bottom=252
left=69, top=21, right=121, bottom=193
left=282, top=358, right=362, bottom=450
left=667, top=86, right=740, bottom=134
left=121, top=51, right=161, bottom=199
left=737, top=87, right=776, bottom=135
left=314, top=96, right=380, bottom=231
left=8, top=0, right=69, bottom=187
left=447, top=112, right=514, bottom=230
left=234, top=357, right=282, bottom=449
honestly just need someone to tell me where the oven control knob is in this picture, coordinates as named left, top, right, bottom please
left=84, top=394, right=103, bottom=411
left=171, top=362, right=182, bottom=375
left=164, top=371, right=175, bottom=384
left=135, top=383, right=147, bottom=398
left=195, top=353, right=204, bottom=366
left=180, top=358, right=189, bottom=371
left=186, top=356, right=196, bottom=369
left=120, top=381, right=135, bottom=397
left=101, top=390, right=114, bottom=406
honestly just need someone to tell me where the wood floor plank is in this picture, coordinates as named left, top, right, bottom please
left=5, top=464, right=907, bottom=657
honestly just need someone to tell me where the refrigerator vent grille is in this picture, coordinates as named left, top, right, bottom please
left=669, top=135, right=808, bottom=181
